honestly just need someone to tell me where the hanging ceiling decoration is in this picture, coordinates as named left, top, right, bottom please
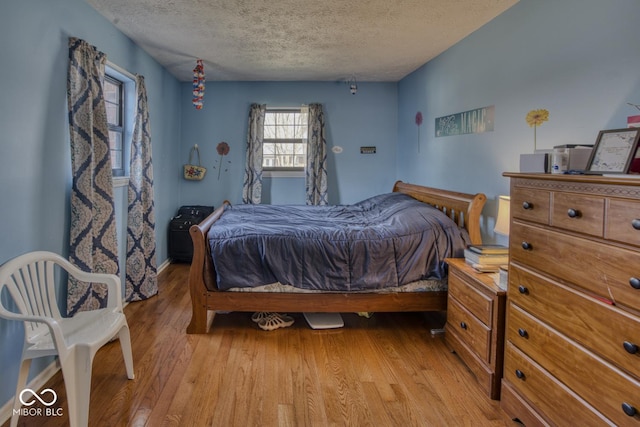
left=348, top=75, right=357, bottom=95
left=192, top=59, right=205, bottom=109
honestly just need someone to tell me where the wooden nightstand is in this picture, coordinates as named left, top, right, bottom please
left=444, top=258, right=506, bottom=400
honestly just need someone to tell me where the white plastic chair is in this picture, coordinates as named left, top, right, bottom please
left=0, top=251, right=134, bottom=427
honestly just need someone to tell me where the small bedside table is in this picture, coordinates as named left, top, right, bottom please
left=444, top=258, right=507, bottom=400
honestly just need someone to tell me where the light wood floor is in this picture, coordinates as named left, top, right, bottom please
left=4, top=263, right=517, bottom=427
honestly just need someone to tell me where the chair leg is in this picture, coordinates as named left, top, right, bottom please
left=10, top=358, right=31, bottom=427
left=60, top=347, right=93, bottom=427
left=117, top=324, right=135, bottom=379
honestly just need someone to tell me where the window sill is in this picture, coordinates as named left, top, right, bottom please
left=263, top=170, right=305, bottom=178
left=113, top=176, right=129, bottom=188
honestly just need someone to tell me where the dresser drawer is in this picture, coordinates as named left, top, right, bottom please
left=551, top=192, right=604, bottom=237
left=511, top=187, right=550, bottom=224
left=607, top=199, right=640, bottom=247
left=508, top=264, right=640, bottom=380
left=510, top=222, right=640, bottom=311
left=504, top=342, right=613, bottom=427
left=446, top=296, right=491, bottom=362
left=507, top=303, right=640, bottom=426
left=448, top=268, right=493, bottom=326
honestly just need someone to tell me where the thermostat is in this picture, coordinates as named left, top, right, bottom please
left=360, top=146, right=376, bottom=154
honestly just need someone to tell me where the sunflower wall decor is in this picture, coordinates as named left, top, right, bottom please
left=525, top=109, right=549, bottom=152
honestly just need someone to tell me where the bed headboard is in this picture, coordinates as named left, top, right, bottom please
left=392, top=181, right=486, bottom=245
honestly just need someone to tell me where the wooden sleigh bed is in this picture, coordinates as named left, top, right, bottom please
left=186, top=181, right=486, bottom=333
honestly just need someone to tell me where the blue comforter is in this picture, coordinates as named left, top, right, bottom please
left=208, top=192, right=471, bottom=291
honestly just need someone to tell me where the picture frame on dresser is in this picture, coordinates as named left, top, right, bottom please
left=585, top=128, right=640, bottom=174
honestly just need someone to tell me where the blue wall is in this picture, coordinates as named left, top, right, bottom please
left=0, top=0, right=182, bottom=410
left=3, top=0, right=640, bottom=416
left=398, top=0, right=640, bottom=243
left=179, top=81, right=398, bottom=207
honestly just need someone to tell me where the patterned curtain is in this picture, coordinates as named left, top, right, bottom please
left=242, top=103, right=266, bottom=204
left=66, top=37, right=119, bottom=315
left=125, top=75, right=157, bottom=301
left=306, top=103, right=328, bottom=205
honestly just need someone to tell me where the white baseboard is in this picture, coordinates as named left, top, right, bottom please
left=158, top=258, right=171, bottom=273
left=0, top=359, right=61, bottom=425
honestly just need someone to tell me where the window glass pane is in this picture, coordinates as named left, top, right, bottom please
left=294, top=125, right=306, bottom=139
left=275, top=113, right=290, bottom=125
left=103, top=79, right=119, bottom=103
left=264, top=125, right=276, bottom=139
left=282, top=125, right=295, bottom=139
left=110, top=147, right=122, bottom=169
left=105, top=102, right=119, bottom=125
left=264, top=112, right=276, bottom=125
left=109, top=131, right=122, bottom=151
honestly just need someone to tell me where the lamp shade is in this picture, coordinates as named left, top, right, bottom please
left=494, top=195, right=511, bottom=236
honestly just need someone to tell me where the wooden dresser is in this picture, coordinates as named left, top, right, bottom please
left=501, top=173, right=640, bottom=426
left=444, top=258, right=506, bottom=400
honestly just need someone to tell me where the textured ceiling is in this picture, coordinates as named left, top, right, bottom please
left=84, top=0, right=518, bottom=82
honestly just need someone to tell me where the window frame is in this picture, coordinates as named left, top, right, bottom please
left=262, top=108, right=308, bottom=177
left=104, top=74, right=125, bottom=177
left=104, top=63, right=136, bottom=182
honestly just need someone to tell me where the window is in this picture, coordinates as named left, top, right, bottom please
left=263, top=109, right=308, bottom=172
left=104, top=75, right=125, bottom=176
left=104, top=64, right=135, bottom=180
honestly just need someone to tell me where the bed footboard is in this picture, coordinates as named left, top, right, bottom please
left=187, top=202, right=228, bottom=333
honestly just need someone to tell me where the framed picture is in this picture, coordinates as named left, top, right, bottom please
left=585, top=128, right=640, bottom=174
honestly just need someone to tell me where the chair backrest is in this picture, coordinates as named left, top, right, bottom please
left=0, top=251, right=65, bottom=342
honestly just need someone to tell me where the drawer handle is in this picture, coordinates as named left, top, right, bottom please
left=622, top=402, right=637, bottom=417
left=518, top=285, right=529, bottom=295
left=522, top=201, right=533, bottom=210
left=632, top=219, right=640, bottom=230
left=623, top=341, right=638, bottom=354
left=630, top=277, right=640, bottom=290
left=460, top=321, right=467, bottom=330
left=567, top=208, right=580, bottom=218
left=521, top=241, right=533, bottom=250
left=515, top=369, right=525, bottom=379
left=518, top=328, right=528, bottom=338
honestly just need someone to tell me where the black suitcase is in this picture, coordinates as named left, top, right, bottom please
left=177, top=205, right=214, bottom=219
left=168, top=205, right=214, bottom=262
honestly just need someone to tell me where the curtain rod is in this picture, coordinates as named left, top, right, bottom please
left=267, top=105, right=308, bottom=111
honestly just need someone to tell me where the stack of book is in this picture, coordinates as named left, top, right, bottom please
left=464, top=244, right=508, bottom=272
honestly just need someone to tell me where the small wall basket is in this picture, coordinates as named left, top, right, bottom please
left=183, top=145, right=207, bottom=181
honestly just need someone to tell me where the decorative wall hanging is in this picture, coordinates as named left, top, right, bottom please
left=627, top=102, right=640, bottom=128
left=525, top=108, right=549, bottom=152
left=183, top=144, right=207, bottom=180
left=192, top=59, right=205, bottom=109
left=415, top=111, right=423, bottom=152
left=214, top=141, right=231, bottom=180
left=435, top=105, right=495, bottom=138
